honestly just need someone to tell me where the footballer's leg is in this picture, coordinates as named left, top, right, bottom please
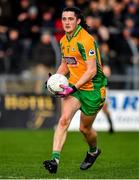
left=79, top=112, right=101, bottom=170
left=102, top=103, right=114, bottom=133
left=43, top=96, right=81, bottom=173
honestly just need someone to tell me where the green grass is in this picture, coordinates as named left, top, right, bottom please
left=0, top=130, right=139, bottom=179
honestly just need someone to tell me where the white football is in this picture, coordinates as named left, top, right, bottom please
left=47, top=74, right=69, bottom=95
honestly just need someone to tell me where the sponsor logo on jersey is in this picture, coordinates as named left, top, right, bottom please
left=64, top=56, right=77, bottom=65
left=89, top=49, right=95, bottom=56
left=72, top=47, right=76, bottom=52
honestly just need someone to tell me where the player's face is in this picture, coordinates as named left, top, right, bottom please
left=62, top=11, right=80, bottom=36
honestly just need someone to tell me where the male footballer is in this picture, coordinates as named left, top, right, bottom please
left=43, top=6, right=107, bottom=173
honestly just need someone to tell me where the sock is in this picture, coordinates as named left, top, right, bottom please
left=88, top=146, right=98, bottom=155
left=51, top=151, right=60, bottom=164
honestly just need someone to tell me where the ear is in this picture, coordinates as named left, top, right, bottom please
left=77, top=18, right=81, bottom=25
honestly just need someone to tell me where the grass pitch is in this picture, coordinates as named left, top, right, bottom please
left=0, top=129, right=139, bottom=179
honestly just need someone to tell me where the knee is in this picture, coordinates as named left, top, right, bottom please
left=59, top=114, right=70, bottom=129
left=79, top=124, right=97, bottom=137
left=79, top=125, right=90, bottom=135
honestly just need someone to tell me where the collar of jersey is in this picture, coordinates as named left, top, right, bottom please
left=66, top=25, right=82, bottom=42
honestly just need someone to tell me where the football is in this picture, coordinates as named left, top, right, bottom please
left=47, top=74, right=69, bottom=95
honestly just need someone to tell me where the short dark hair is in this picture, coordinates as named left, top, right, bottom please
left=62, top=6, right=88, bottom=31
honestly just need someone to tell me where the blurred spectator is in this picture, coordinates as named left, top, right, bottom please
left=6, top=29, right=23, bottom=74
left=16, top=0, right=31, bottom=39
left=64, top=0, right=75, bottom=8
left=0, top=27, right=8, bottom=73
left=115, top=27, right=132, bottom=75
left=86, top=16, right=109, bottom=43
left=86, top=15, right=96, bottom=34
left=87, top=0, right=102, bottom=18
left=116, top=28, right=139, bottom=89
left=98, top=0, right=111, bottom=12
left=104, top=1, right=124, bottom=31
left=122, top=0, right=131, bottom=7
left=41, top=9, right=55, bottom=33
left=126, top=32, right=139, bottom=89
left=28, top=6, right=40, bottom=43
left=124, top=17, right=135, bottom=31
left=16, top=0, right=31, bottom=60
left=101, top=42, right=114, bottom=133
left=31, top=31, right=57, bottom=93
left=95, top=17, right=110, bottom=42
left=0, top=0, right=13, bottom=26
left=101, top=42, right=111, bottom=73
left=75, top=0, right=88, bottom=12
left=124, top=2, right=139, bottom=26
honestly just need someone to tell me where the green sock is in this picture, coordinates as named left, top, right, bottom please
left=52, top=151, right=60, bottom=162
left=89, top=146, right=97, bottom=153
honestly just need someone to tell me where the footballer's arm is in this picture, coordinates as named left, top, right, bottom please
left=75, top=59, right=97, bottom=89
left=56, top=60, right=69, bottom=75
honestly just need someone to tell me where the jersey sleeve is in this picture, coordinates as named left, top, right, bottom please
left=77, top=37, right=97, bottom=61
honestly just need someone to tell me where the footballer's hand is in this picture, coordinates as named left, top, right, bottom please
left=45, top=73, right=52, bottom=88
left=57, top=84, right=77, bottom=97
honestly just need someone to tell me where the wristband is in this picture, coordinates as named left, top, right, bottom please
left=72, top=85, right=77, bottom=93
